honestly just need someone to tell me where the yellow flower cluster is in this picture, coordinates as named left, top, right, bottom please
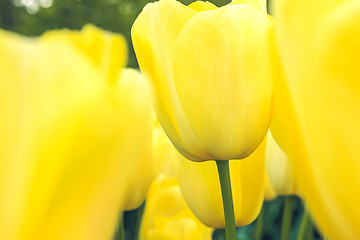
left=1, top=0, right=359, bottom=239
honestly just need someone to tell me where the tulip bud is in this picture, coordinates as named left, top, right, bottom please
left=176, top=138, right=267, bottom=228
left=132, top=0, right=273, bottom=162
left=265, top=131, right=296, bottom=197
left=0, top=26, right=152, bottom=240
left=271, top=0, right=360, bottom=239
left=140, top=174, right=213, bottom=240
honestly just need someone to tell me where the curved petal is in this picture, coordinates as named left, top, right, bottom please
left=117, top=69, right=154, bottom=211
left=230, top=0, right=267, bottom=12
left=140, top=175, right=213, bottom=240
left=0, top=29, right=152, bottom=240
left=265, top=131, right=295, bottom=195
left=172, top=4, right=272, bottom=160
left=176, top=138, right=266, bottom=228
left=188, top=1, right=217, bottom=12
left=41, top=24, right=127, bottom=84
left=132, top=0, right=208, bottom=161
left=273, top=0, right=360, bottom=238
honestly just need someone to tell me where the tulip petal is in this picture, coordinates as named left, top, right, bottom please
left=172, top=5, right=272, bottom=160
left=188, top=1, right=217, bottom=12
left=265, top=131, right=295, bottom=195
left=177, top=138, right=266, bottom=228
left=41, top=24, right=127, bottom=84
left=140, top=175, right=213, bottom=240
left=132, top=0, right=209, bottom=161
left=230, top=0, right=267, bottom=12
left=273, top=0, right=360, bottom=238
left=0, top=29, right=152, bottom=240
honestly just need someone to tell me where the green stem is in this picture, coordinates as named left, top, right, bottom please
left=114, top=214, right=125, bottom=240
left=307, top=216, right=314, bottom=240
left=134, top=201, right=146, bottom=240
left=254, top=205, right=264, bottom=240
left=280, top=196, right=294, bottom=240
left=216, top=160, right=237, bottom=240
left=297, top=209, right=311, bottom=240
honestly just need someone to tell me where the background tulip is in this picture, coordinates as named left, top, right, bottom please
left=152, top=118, right=178, bottom=178
left=118, top=70, right=154, bottom=211
left=271, top=0, right=360, bottom=239
left=264, top=172, right=277, bottom=201
left=0, top=26, right=152, bottom=240
left=132, top=0, right=273, bottom=161
left=265, top=131, right=296, bottom=197
left=176, top=138, right=266, bottom=228
left=140, top=174, right=213, bottom=240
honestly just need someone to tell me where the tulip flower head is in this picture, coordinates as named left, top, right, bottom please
left=152, top=117, right=178, bottom=178
left=140, top=174, right=213, bottom=240
left=132, top=0, right=273, bottom=162
left=0, top=25, right=153, bottom=240
left=271, top=0, right=360, bottom=239
left=264, top=131, right=296, bottom=198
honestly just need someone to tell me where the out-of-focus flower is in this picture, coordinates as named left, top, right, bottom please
left=264, top=131, right=296, bottom=200
left=119, top=69, right=154, bottom=212
left=264, top=172, right=277, bottom=201
left=152, top=117, right=178, bottom=178
left=271, top=0, right=360, bottom=238
left=41, top=24, right=127, bottom=84
left=140, top=174, right=213, bottom=240
left=0, top=25, right=152, bottom=240
left=176, top=138, right=267, bottom=228
left=132, top=0, right=273, bottom=161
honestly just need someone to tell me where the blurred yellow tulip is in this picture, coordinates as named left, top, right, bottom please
left=271, top=0, right=360, bottom=239
left=263, top=172, right=277, bottom=201
left=176, top=138, right=267, bottom=228
left=132, top=0, right=273, bottom=161
left=0, top=26, right=152, bottom=240
left=41, top=24, right=127, bottom=84
left=264, top=131, right=296, bottom=199
left=140, top=174, right=213, bottom=240
left=119, top=70, right=154, bottom=211
left=152, top=117, right=178, bottom=178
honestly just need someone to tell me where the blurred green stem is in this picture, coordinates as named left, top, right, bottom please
left=280, top=196, right=294, bottom=240
left=254, top=206, right=264, bottom=240
left=216, top=160, right=236, bottom=240
left=134, top=201, right=146, bottom=240
left=297, top=209, right=311, bottom=240
left=306, top=216, right=314, bottom=240
left=114, top=214, right=125, bottom=240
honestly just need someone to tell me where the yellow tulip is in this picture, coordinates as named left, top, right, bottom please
left=0, top=26, right=152, bottom=240
left=140, top=174, right=213, bottom=240
left=119, top=70, right=154, bottom=211
left=132, top=0, right=273, bottom=161
left=43, top=24, right=153, bottom=211
left=264, top=131, right=296, bottom=198
left=176, top=138, right=266, bottom=228
left=263, top=172, right=277, bottom=201
left=41, top=24, right=127, bottom=84
left=271, top=0, right=360, bottom=239
left=153, top=117, right=178, bottom=178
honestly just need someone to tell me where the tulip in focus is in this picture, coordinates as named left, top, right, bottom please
left=271, top=0, right=360, bottom=238
left=0, top=25, right=153, bottom=240
left=132, top=0, right=273, bottom=161
left=140, top=174, right=213, bottom=240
